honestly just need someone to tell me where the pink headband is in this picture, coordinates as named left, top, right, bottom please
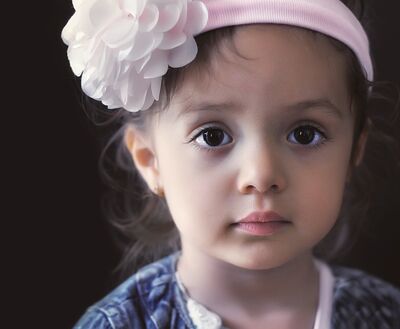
left=203, top=0, right=373, bottom=80
left=62, top=0, right=373, bottom=112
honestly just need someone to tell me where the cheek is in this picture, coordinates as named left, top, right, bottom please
left=156, top=141, right=230, bottom=231
left=294, top=144, right=352, bottom=227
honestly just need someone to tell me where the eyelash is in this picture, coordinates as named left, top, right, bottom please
left=288, top=122, right=329, bottom=150
left=188, top=124, right=232, bottom=153
left=188, top=121, right=330, bottom=153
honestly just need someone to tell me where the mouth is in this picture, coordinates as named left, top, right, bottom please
left=232, top=211, right=291, bottom=236
left=232, top=221, right=291, bottom=236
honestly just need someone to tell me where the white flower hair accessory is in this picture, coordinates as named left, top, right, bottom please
left=62, top=0, right=208, bottom=112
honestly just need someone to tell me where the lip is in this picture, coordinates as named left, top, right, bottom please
left=233, top=211, right=291, bottom=236
left=236, top=211, right=287, bottom=223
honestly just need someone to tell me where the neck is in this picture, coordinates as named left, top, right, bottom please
left=177, top=246, right=319, bottom=319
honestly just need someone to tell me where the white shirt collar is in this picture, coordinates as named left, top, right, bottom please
left=175, top=258, right=335, bottom=329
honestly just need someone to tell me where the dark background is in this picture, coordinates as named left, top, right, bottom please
left=16, top=1, right=400, bottom=328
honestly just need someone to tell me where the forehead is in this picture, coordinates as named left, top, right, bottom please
left=169, top=24, right=351, bottom=117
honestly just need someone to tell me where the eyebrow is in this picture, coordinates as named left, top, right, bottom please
left=284, top=98, right=343, bottom=119
left=178, top=98, right=343, bottom=119
left=178, top=101, right=238, bottom=119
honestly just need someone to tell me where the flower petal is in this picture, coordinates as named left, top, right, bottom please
left=116, top=19, right=139, bottom=48
left=119, top=76, right=130, bottom=105
left=121, top=62, right=130, bottom=75
left=121, top=0, right=137, bottom=16
left=153, top=32, right=163, bottom=49
left=158, top=28, right=186, bottom=50
left=101, top=17, right=137, bottom=48
left=124, top=72, right=151, bottom=111
left=82, top=67, right=105, bottom=99
left=154, top=4, right=181, bottom=33
left=168, top=36, right=197, bottom=68
left=67, top=45, right=86, bottom=76
left=170, top=2, right=186, bottom=32
left=141, top=87, right=156, bottom=111
left=63, top=7, right=96, bottom=42
left=138, top=4, right=159, bottom=32
left=151, top=77, right=162, bottom=101
left=133, top=53, right=151, bottom=73
left=118, top=44, right=133, bottom=61
left=72, top=0, right=88, bottom=10
left=100, top=48, right=117, bottom=82
left=125, top=32, right=155, bottom=61
left=61, top=13, right=80, bottom=44
left=185, top=1, right=208, bottom=35
left=92, top=44, right=108, bottom=73
left=81, top=66, right=96, bottom=87
left=143, top=50, right=168, bottom=79
left=89, top=0, right=119, bottom=29
left=103, top=99, right=122, bottom=110
left=122, top=0, right=146, bottom=17
left=86, top=35, right=102, bottom=61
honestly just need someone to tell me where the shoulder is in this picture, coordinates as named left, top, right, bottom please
left=73, top=252, right=183, bottom=329
left=330, top=264, right=400, bottom=328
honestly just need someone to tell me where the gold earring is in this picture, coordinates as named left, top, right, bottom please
left=153, top=184, right=165, bottom=197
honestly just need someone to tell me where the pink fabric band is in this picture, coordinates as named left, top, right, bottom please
left=200, top=0, right=373, bottom=81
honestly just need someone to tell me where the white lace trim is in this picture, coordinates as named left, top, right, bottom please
left=187, top=298, right=223, bottom=329
left=175, top=272, right=222, bottom=329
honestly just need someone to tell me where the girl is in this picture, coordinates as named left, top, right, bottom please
left=62, top=0, right=400, bottom=328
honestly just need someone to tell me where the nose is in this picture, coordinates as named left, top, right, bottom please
left=236, top=139, right=287, bottom=195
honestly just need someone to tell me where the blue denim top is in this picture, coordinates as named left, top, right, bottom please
left=73, top=252, right=400, bottom=329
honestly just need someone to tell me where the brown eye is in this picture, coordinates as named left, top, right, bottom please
left=194, top=127, right=232, bottom=148
left=204, top=128, right=224, bottom=146
left=288, top=125, right=326, bottom=148
left=294, top=126, right=315, bottom=144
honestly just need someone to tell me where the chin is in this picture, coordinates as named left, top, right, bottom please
left=221, top=251, right=294, bottom=272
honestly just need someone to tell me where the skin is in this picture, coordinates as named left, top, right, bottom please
left=125, top=25, right=369, bottom=329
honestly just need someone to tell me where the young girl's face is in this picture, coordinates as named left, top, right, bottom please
left=131, top=24, right=364, bottom=270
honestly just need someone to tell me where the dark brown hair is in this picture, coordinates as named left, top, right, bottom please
left=78, top=0, right=400, bottom=281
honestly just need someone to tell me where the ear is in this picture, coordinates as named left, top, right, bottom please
left=346, top=119, right=370, bottom=182
left=353, top=118, right=370, bottom=167
left=124, top=124, right=160, bottom=192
